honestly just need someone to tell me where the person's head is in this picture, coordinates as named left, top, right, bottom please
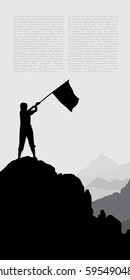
left=20, top=102, right=28, bottom=111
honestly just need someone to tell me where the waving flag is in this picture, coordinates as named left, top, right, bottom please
left=53, top=80, right=79, bottom=111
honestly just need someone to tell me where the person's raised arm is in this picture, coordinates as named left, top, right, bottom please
left=28, top=102, right=40, bottom=115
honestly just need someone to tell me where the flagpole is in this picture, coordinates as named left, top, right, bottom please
left=39, top=91, right=53, bottom=104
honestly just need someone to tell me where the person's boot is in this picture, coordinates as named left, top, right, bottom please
left=31, top=146, right=37, bottom=159
left=18, top=148, right=22, bottom=159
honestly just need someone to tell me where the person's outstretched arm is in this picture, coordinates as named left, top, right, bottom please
left=28, top=102, right=40, bottom=115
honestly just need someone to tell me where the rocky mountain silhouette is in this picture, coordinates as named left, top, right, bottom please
left=0, top=156, right=130, bottom=260
left=93, top=180, right=130, bottom=223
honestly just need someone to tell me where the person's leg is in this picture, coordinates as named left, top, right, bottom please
left=27, top=127, right=36, bottom=158
left=18, top=129, right=26, bottom=158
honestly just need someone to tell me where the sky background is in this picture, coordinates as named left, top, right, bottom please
left=0, top=0, right=130, bottom=174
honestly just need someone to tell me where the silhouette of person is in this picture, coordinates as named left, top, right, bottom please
left=18, top=102, right=40, bottom=158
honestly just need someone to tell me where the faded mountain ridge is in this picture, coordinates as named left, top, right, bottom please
left=78, top=154, right=119, bottom=185
left=88, top=178, right=128, bottom=201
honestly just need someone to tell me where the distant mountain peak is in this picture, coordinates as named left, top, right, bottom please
left=94, top=153, right=118, bottom=164
left=98, top=153, right=108, bottom=159
left=78, top=154, right=119, bottom=179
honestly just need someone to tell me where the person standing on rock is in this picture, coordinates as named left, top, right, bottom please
left=18, top=102, right=40, bottom=159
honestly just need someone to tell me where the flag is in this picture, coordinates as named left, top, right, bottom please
left=53, top=80, right=79, bottom=111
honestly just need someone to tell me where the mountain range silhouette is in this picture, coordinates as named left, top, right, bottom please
left=78, top=154, right=130, bottom=201
left=0, top=156, right=130, bottom=260
left=78, top=154, right=119, bottom=185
